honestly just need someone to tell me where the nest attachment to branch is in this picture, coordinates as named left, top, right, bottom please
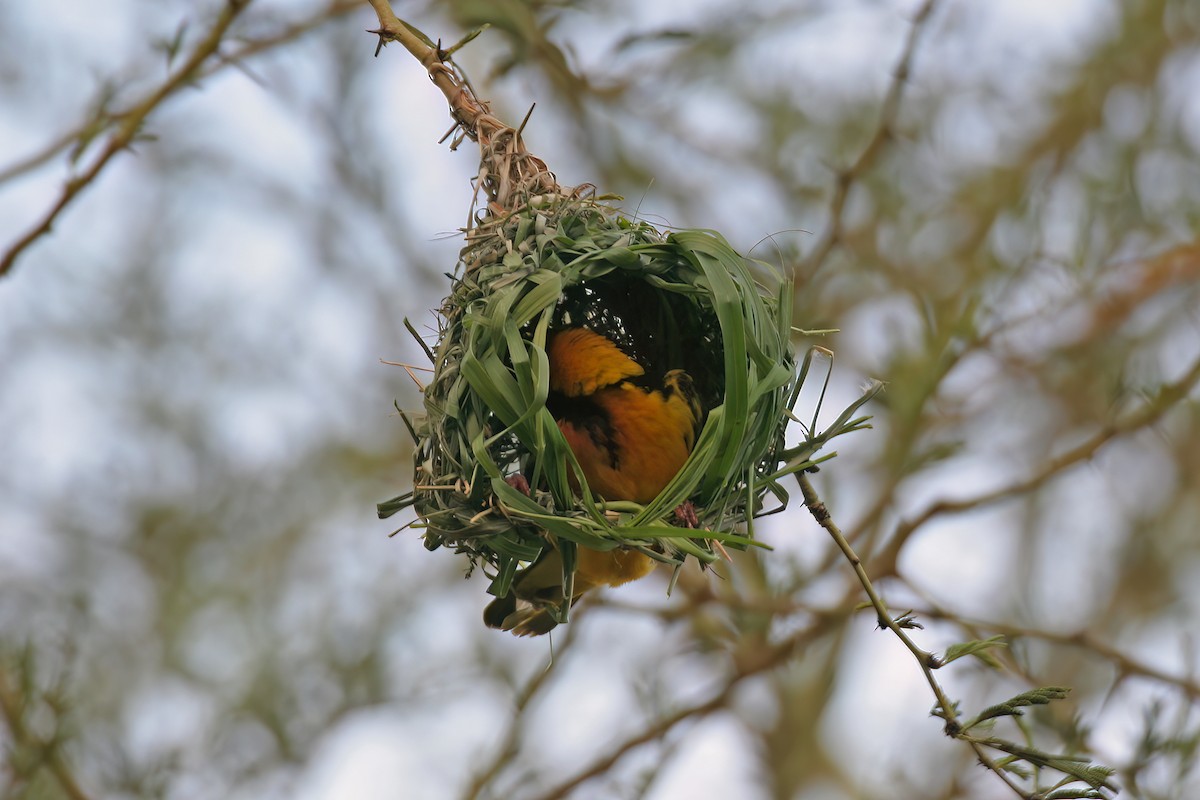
left=377, top=49, right=797, bottom=625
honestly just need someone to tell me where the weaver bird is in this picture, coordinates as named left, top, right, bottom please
left=484, top=327, right=703, bottom=635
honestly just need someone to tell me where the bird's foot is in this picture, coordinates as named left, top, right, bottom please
left=673, top=500, right=699, bottom=529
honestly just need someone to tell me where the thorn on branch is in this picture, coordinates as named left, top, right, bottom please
left=516, top=103, right=537, bottom=139
left=931, top=699, right=961, bottom=731
left=367, top=28, right=391, bottom=58
left=438, top=121, right=462, bottom=145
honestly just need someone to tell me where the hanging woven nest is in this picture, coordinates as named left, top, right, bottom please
left=376, top=29, right=798, bottom=633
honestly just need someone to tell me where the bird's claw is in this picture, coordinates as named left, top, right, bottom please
left=674, top=500, right=699, bottom=528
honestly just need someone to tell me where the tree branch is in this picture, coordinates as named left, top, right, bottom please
left=520, top=609, right=845, bottom=800
left=364, top=1, right=496, bottom=145
left=797, top=471, right=1073, bottom=800
left=801, top=0, right=939, bottom=274
left=914, top=604, right=1200, bottom=702
left=0, top=1, right=359, bottom=189
left=0, top=667, right=91, bottom=800
left=460, top=622, right=585, bottom=800
left=364, top=0, right=559, bottom=218
left=871, top=348, right=1200, bottom=578
left=0, top=0, right=254, bottom=278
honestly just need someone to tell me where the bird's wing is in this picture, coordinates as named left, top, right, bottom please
left=547, top=327, right=644, bottom=397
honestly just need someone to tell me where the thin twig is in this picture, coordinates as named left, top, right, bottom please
left=529, top=686, right=735, bottom=800
left=365, top=0, right=559, bottom=218
left=0, top=0, right=358, bottom=189
left=522, top=609, right=845, bottom=800
left=796, top=471, right=1039, bottom=799
left=801, top=0, right=939, bottom=274
left=913, top=604, right=1200, bottom=702
left=220, top=0, right=360, bottom=66
left=871, top=349, right=1200, bottom=578
left=0, top=667, right=92, bottom=800
left=365, top=1, right=492, bottom=138
left=460, top=623, right=584, bottom=800
left=795, top=474, right=955, bottom=717
left=0, top=128, right=83, bottom=185
left=0, top=0, right=256, bottom=277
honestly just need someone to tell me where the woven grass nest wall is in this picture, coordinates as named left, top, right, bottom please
left=380, top=184, right=798, bottom=624
left=368, top=24, right=804, bottom=630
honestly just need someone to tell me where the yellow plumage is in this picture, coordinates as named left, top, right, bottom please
left=484, top=327, right=702, bottom=635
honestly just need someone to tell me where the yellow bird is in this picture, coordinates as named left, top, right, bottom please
left=484, top=327, right=703, bottom=635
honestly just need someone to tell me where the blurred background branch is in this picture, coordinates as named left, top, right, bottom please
left=0, top=0, right=363, bottom=278
left=801, top=0, right=939, bottom=276
left=0, top=664, right=90, bottom=800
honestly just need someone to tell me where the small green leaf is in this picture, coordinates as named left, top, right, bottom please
left=942, top=635, right=1007, bottom=665
left=377, top=493, right=413, bottom=519
left=965, top=686, right=1071, bottom=729
left=1043, top=788, right=1106, bottom=799
left=994, top=756, right=1030, bottom=779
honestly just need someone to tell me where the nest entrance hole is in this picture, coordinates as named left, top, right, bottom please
left=548, top=272, right=725, bottom=413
